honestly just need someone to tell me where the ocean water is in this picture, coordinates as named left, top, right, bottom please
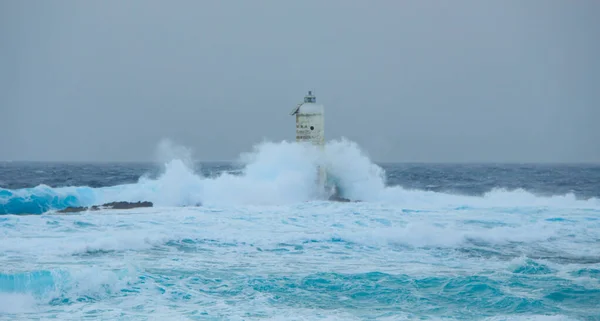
left=1, top=139, right=599, bottom=320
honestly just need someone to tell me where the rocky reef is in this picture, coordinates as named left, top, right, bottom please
left=52, top=195, right=356, bottom=214
left=56, top=201, right=153, bottom=213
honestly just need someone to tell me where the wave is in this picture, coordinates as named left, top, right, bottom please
left=0, top=267, right=139, bottom=314
left=0, top=267, right=595, bottom=319
left=1, top=139, right=599, bottom=215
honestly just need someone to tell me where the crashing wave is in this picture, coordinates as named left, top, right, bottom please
left=1, top=138, right=598, bottom=215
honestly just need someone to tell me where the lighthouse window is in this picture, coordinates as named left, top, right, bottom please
left=310, top=126, right=314, bottom=130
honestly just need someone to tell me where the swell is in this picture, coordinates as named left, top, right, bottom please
left=0, top=185, right=97, bottom=215
left=1, top=268, right=598, bottom=319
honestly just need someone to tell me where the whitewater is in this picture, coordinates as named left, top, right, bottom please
left=1, top=139, right=599, bottom=320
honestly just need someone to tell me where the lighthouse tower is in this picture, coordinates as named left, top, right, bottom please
left=290, top=91, right=327, bottom=192
left=290, top=91, right=325, bottom=148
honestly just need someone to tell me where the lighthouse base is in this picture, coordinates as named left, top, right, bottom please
left=325, top=182, right=355, bottom=202
left=315, top=165, right=356, bottom=202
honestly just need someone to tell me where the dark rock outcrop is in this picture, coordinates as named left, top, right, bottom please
left=56, top=201, right=153, bottom=213
left=328, top=194, right=352, bottom=202
left=327, top=193, right=361, bottom=203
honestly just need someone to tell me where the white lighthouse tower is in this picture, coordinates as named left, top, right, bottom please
left=290, top=91, right=327, bottom=193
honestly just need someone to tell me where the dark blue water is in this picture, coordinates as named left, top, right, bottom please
left=1, top=161, right=599, bottom=196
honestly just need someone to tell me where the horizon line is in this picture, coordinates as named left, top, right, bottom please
left=1, top=159, right=599, bottom=165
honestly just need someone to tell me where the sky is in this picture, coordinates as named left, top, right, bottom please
left=1, top=0, right=599, bottom=163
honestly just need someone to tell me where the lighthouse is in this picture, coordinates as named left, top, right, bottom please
left=290, top=91, right=327, bottom=193
left=290, top=91, right=325, bottom=148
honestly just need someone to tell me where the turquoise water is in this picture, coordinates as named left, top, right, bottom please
left=1, top=141, right=599, bottom=320
left=2, top=202, right=599, bottom=320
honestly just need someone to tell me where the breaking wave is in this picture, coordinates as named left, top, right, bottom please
left=1, top=139, right=599, bottom=215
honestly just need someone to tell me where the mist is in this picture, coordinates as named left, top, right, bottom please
left=1, top=0, right=598, bottom=163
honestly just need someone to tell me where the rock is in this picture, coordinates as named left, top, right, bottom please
left=327, top=193, right=360, bottom=203
left=56, top=201, right=153, bottom=213
left=56, top=206, right=89, bottom=213
left=101, top=201, right=153, bottom=210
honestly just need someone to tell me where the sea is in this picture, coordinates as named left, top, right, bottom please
left=1, top=139, right=599, bottom=321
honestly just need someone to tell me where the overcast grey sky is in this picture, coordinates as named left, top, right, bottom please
left=1, top=0, right=599, bottom=163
